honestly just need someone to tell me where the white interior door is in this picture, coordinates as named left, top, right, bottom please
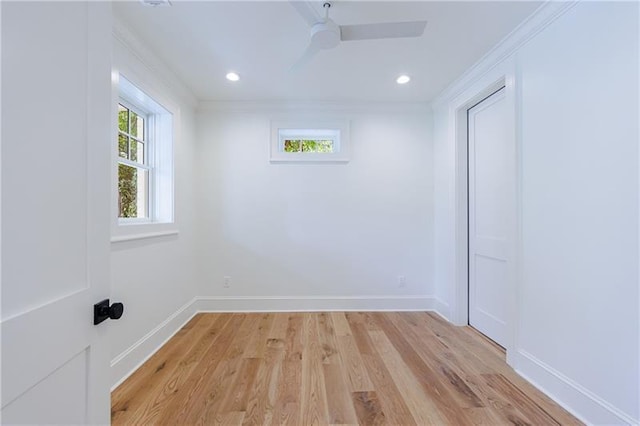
left=1, top=2, right=113, bottom=424
left=468, top=87, right=511, bottom=347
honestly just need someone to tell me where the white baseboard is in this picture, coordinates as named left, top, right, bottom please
left=433, top=297, right=450, bottom=321
left=516, top=349, right=638, bottom=425
left=195, top=295, right=436, bottom=312
left=110, top=297, right=198, bottom=390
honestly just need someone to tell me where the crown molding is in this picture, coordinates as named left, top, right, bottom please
left=197, top=100, right=430, bottom=114
left=431, top=1, right=579, bottom=109
left=112, top=18, right=198, bottom=108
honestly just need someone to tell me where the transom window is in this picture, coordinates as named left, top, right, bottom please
left=270, top=121, right=349, bottom=162
left=118, top=103, right=150, bottom=219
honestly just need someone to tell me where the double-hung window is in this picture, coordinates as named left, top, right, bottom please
left=118, top=102, right=151, bottom=220
left=114, top=75, right=174, bottom=234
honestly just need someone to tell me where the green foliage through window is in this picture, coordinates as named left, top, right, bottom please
left=283, top=139, right=333, bottom=153
left=118, top=103, right=148, bottom=219
left=118, top=164, right=137, bottom=218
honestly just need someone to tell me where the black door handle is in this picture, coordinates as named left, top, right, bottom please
left=94, top=299, right=124, bottom=325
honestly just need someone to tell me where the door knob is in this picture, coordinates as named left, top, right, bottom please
left=94, top=299, right=124, bottom=325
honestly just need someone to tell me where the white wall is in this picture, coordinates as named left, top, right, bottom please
left=433, top=2, right=639, bottom=424
left=433, top=105, right=454, bottom=318
left=516, top=2, right=638, bottom=422
left=108, top=22, right=200, bottom=387
left=195, top=104, right=435, bottom=310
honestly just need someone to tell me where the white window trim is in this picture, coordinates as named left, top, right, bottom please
left=270, top=119, right=350, bottom=163
left=111, top=73, right=177, bottom=242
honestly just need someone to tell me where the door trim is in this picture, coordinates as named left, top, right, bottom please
left=448, top=57, right=519, bottom=366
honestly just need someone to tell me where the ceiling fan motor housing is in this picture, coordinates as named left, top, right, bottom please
left=311, top=20, right=340, bottom=49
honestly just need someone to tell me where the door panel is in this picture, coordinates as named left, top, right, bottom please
left=1, top=291, right=91, bottom=407
left=474, top=255, right=508, bottom=325
left=2, top=350, right=89, bottom=425
left=468, top=87, right=510, bottom=347
left=0, top=3, right=89, bottom=319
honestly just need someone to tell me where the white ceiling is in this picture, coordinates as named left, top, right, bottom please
left=114, top=1, right=541, bottom=103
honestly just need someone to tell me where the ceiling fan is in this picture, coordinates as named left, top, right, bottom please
left=289, top=1, right=427, bottom=70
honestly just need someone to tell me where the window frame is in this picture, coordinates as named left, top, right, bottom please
left=270, top=119, right=350, bottom=163
left=111, top=73, right=176, bottom=242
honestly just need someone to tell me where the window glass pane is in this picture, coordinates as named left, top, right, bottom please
left=130, top=111, right=144, bottom=139
left=136, top=168, right=149, bottom=218
left=118, top=163, right=137, bottom=218
left=301, top=139, right=334, bottom=153
left=118, top=164, right=148, bottom=218
left=284, top=140, right=301, bottom=152
left=118, top=134, right=129, bottom=159
left=301, top=140, right=316, bottom=152
left=118, top=104, right=129, bottom=133
left=130, top=140, right=144, bottom=164
left=316, top=140, right=334, bottom=153
left=136, top=116, right=145, bottom=139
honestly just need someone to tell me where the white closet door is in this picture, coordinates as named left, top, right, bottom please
left=468, top=87, right=510, bottom=347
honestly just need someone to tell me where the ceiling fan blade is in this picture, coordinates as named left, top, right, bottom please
left=289, top=0, right=321, bottom=27
left=340, top=21, right=427, bottom=41
left=290, top=43, right=320, bottom=72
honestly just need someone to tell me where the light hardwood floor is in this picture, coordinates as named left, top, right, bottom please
left=112, top=312, right=581, bottom=425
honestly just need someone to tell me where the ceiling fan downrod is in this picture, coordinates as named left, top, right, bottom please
left=322, top=3, right=332, bottom=21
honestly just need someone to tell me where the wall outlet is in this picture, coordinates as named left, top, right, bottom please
left=223, top=276, right=231, bottom=288
left=397, top=275, right=406, bottom=288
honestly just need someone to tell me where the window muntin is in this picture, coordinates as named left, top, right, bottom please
left=117, top=102, right=151, bottom=220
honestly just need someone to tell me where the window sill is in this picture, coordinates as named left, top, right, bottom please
left=111, top=229, right=179, bottom=243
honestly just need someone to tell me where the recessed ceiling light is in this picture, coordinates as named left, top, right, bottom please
left=226, top=72, right=240, bottom=82
left=396, top=75, right=411, bottom=84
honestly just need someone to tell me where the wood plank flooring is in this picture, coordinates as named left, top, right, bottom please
left=112, top=312, right=581, bottom=425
